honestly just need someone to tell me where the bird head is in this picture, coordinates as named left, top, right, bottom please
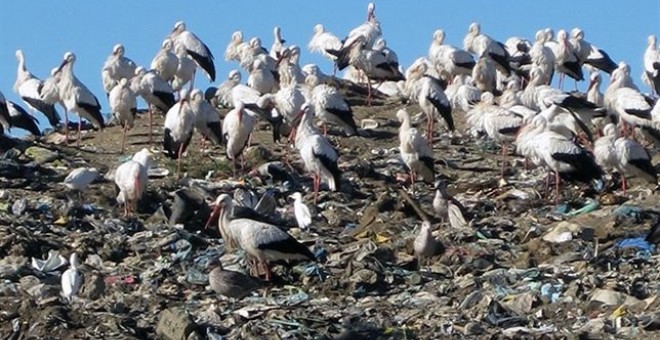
left=395, top=109, right=409, bottom=123
left=288, top=192, right=302, bottom=201
left=228, top=69, right=242, bottom=82
left=366, top=2, right=376, bottom=21
left=15, top=50, right=24, bottom=61
left=56, top=52, right=76, bottom=73
left=205, top=194, right=232, bottom=229
left=112, top=44, right=125, bottom=56
left=172, top=21, right=186, bottom=33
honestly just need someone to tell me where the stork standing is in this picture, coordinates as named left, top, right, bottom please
left=163, top=90, right=195, bottom=177
left=150, top=38, right=179, bottom=83
left=290, top=192, right=312, bottom=229
left=428, top=29, right=475, bottom=81
left=189, top=89, right=223, bottom=150
left=306, top=74, right=357, bottom=136
left=463, top=22, right=512, bottom=76
left=207, top=194, right=316, bottom=281
left=131, top=67, right=176, bottom=145
left=247, top=59, right=276, bottom=95
left=55, top=52, right=104, bottom=146
left=13, top=50, right=61, bottom=127
left=214, top=69, right=242, bottom=108
left=396, top=109, right=434, bottom=184
left=594, top=123, right=657, bottom=194
left=308, top=24, right=342, bottom=64
left=407, top=62, right=453, bottom=142
left=101, top=44, right=137, bottom=97
left=296, top=103, right=341, bottom=204
left=114, top=148, right=152, bottom=216
left=109, top=78, right=137, bottom=153
left=570, top=28, right=617, bottom=74
left=61, top=253, right=82, bottom=302
left=223, top=101, right=256, bottom=177
left=172, top=44, right=197, bottom=93
left=169, top=21, right=216, bottom=82
left=270, top=26, right=286, bottom=60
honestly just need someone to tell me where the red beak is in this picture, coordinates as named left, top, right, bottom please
left=205, top=204, right=222, bottom=230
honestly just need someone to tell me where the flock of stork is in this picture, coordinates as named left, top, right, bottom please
left=5, top=3, right=660, bottom=300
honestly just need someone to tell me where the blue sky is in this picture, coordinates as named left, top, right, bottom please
left=1, top=1, right=658, bottom=130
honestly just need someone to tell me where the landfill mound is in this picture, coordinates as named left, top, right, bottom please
left=0, top=94, right=659, bottom=339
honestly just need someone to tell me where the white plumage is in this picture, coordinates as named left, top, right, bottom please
left=306, top=75, right=357, bottom=136
left=290, top=192, right=312, bottom=229
left=428, top=29, right=475, bottom=80
left=414, top=221, right=441, bottom=263
left=222, top=101, right=256, bottom=177
left=397, top=109, right=434, bottom=184
left=225, top=31, right=246, bottom=62
left=214, top=69, right=242, bottom=108
left=343, top=3, right=381, bottom=50
left=114, top=148, right=153, bottom=216
left=296, top=103, right=341, bottom=204
left=172, top=44, right=197, bottom=92
left=109, top=78, right=137, bottom=153
left=61, top=253, right=82, bottom=302
left=209, top=194, right=315, bottom=281
left=169, top=21, right=216, bottom=81
left=463, top=22, right=511, bottom=75
left=13, top=50, right=61, bottom=127
left=643, top=35, right=660, bottom=95
left=163, top=91, right=195, bottom=176
left=408, top=62, right=453, bottom=142
left=308, top=24, right=342, bottom=61
left=247, top=59, right=276, bottom=94
left=63, top=167, right=99, bottom=193
left=189, top=89, right=223, bottom=145
left=150, top=38, right=179, bottom=82
left=56, top=52, right=104, bottom=145
left=101, top=44, right=137, bottom=95
left=570, top=28, right=617, bottom=74
left=132, top=67, right=176, bottom=113
left=270, top=26, right=286, bottom=60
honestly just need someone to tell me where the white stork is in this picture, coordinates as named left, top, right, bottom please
left=343, top=2, right=381, bottom=50
left=308, top=24, right=342, bottom=63
left=247, top=59, right=276, bottom=95
left=406, top=61, right=453, bottom=142
left=172, top=43, right=197, bottom=92
left=207, top=194, right=315, bottom=281
left=169, top=21, right=216, bottom=82
left=132, top=67, right=176, bottom=145
left=570, top=28, right=617, bottom=74
left=101, top=44, right=137, bottom=96
left=163, top=89, right=195, bottom=176
left=270, top=26, right=286, bottom=60
left=547, top=29, right=584, bottom=88
left=595, top=123, right=657, bottom=194
left=55, top=52, right=104, bottom=146
left=428, top=29, right=475, bottom=81
left=463, top=22, right=512, bottom=75
left=13, top=50, right=61, bottom=127
left=7, top=101, right=41, bottom=136
left=109, top=78, right=137, bottom=153
left=225, top=31, right=246, bottom=62
left=587, top=72, right=604, bottom=107
left=189, top=89, right=223, bottom=149
left=150, top=38, right=179, bottom=83
left=296, top=103, right=341, bottom=204
left=396, top=109, right=434, bottom=184
left=61, top=253, right=82, bottom=302
left=0, top=91, right=11, bottom=134
left=223, top=101, right=256, bottom=177
left=306, top=74, right=358, bottom=136
left=214, top=69, right=242, bottom=108
left=643, top=35, right=660, bottom=95
left=114, top=148, right=153, bottom=216
left=290, top=192, right=312, bottom=230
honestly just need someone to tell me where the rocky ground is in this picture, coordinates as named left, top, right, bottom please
left=0, top=89, right=659, bottom=339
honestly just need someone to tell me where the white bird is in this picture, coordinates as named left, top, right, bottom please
left=331, top=35, right=405, bottom=104
left=527, top=29, right=555, bottom=86
left=587, top=72, right=604, bottom=107
left=547, top=29, right=584, bottom=88
left=163, top=90, right=195, bottom=177
left=289, top=192, right=312, bottom=229
left=570, top=28, right=617, bottom=74
left=407, top=61, right=453, bottom=142
left=225, top=31, right=247, bottom=62
left=132, top=67, right=176, bottom=145
left=607, top=83, right=656, bottom=137
left=189, top=89, right=223, bottom=148
left=463, top=22, right=512, bottom=75
left=109, top=78, right=137, bottom=153
left=428, top=29, right=475, bottom=81
left=396, top=109, right=434, bottom=184
left=343, top=2, right=381, bottom=50
left=214, top=69, right=242, bottom=108
left=207, top=194, right=316, bottom=281
left=472, top=55, right=498, bottom=94
left=278, top=46, right=307, bottom=86
left=61, top=253, right=82, bottom=302
left=13, top=50, right=61, bottom=127
left=270, top=26, right=286, bottom=60
left=308, top=24, right=342, bottom=62
left=595, top=123, right=657, bottom=194
left=172, top=44, right=197, bottom=92
left=296, top=103, right=341, bottom=204
left=529, top=116, right=603, bottom=201
left=101, top=44, right=137, bottom=96
left=257, top=82, right=305, bottom=129
left=150, top=38, right=179, bottom=82
left=414, top=221, right=441, bottom=266
left=222, top=101, right=257, bottom=177
left=643, top=35, right=660, bottom=95
left=247, top=59, right=276, bottom=94
left=63, top=167, right=99, bottom=199
left=115, top=148, right=153, bottom=216
left=6, top=101, right=41, bottom=136
left=433, top=181, right=469, bottom=229
left=169, top=21, right=216, bottom=82
left=306, top=75, right=358, bottom=136
left=55, top=52, right=104, bottom=146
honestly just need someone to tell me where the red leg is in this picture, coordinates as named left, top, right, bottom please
left=148, top=108, right=153, bottom=147
left=410, top=170, right=416, bottom=188
left=545, top=172, right=551, bottom=196
left=555, top=171, right=561, bottom=204
left=313, top=174, right=320, bottom=205
left=323, top=123, right=328, bottom=137
left=77, top=116, right=82, bottom=147
left=262, top=262, right=272, bottom=281
left=366, top=80, right=373, bottom=106
left=621, top=174, right=628, bottom=195
left=177, top=143, right=184, bottom=178
left=64, top=108, right=70, bottom=145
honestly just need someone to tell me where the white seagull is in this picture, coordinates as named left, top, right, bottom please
left=290, top=192, right=312, bottom=229
left=63, top=167, right=99, bottom=199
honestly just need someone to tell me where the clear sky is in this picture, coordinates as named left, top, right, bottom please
left=1, top=1, right=658, bottom=130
